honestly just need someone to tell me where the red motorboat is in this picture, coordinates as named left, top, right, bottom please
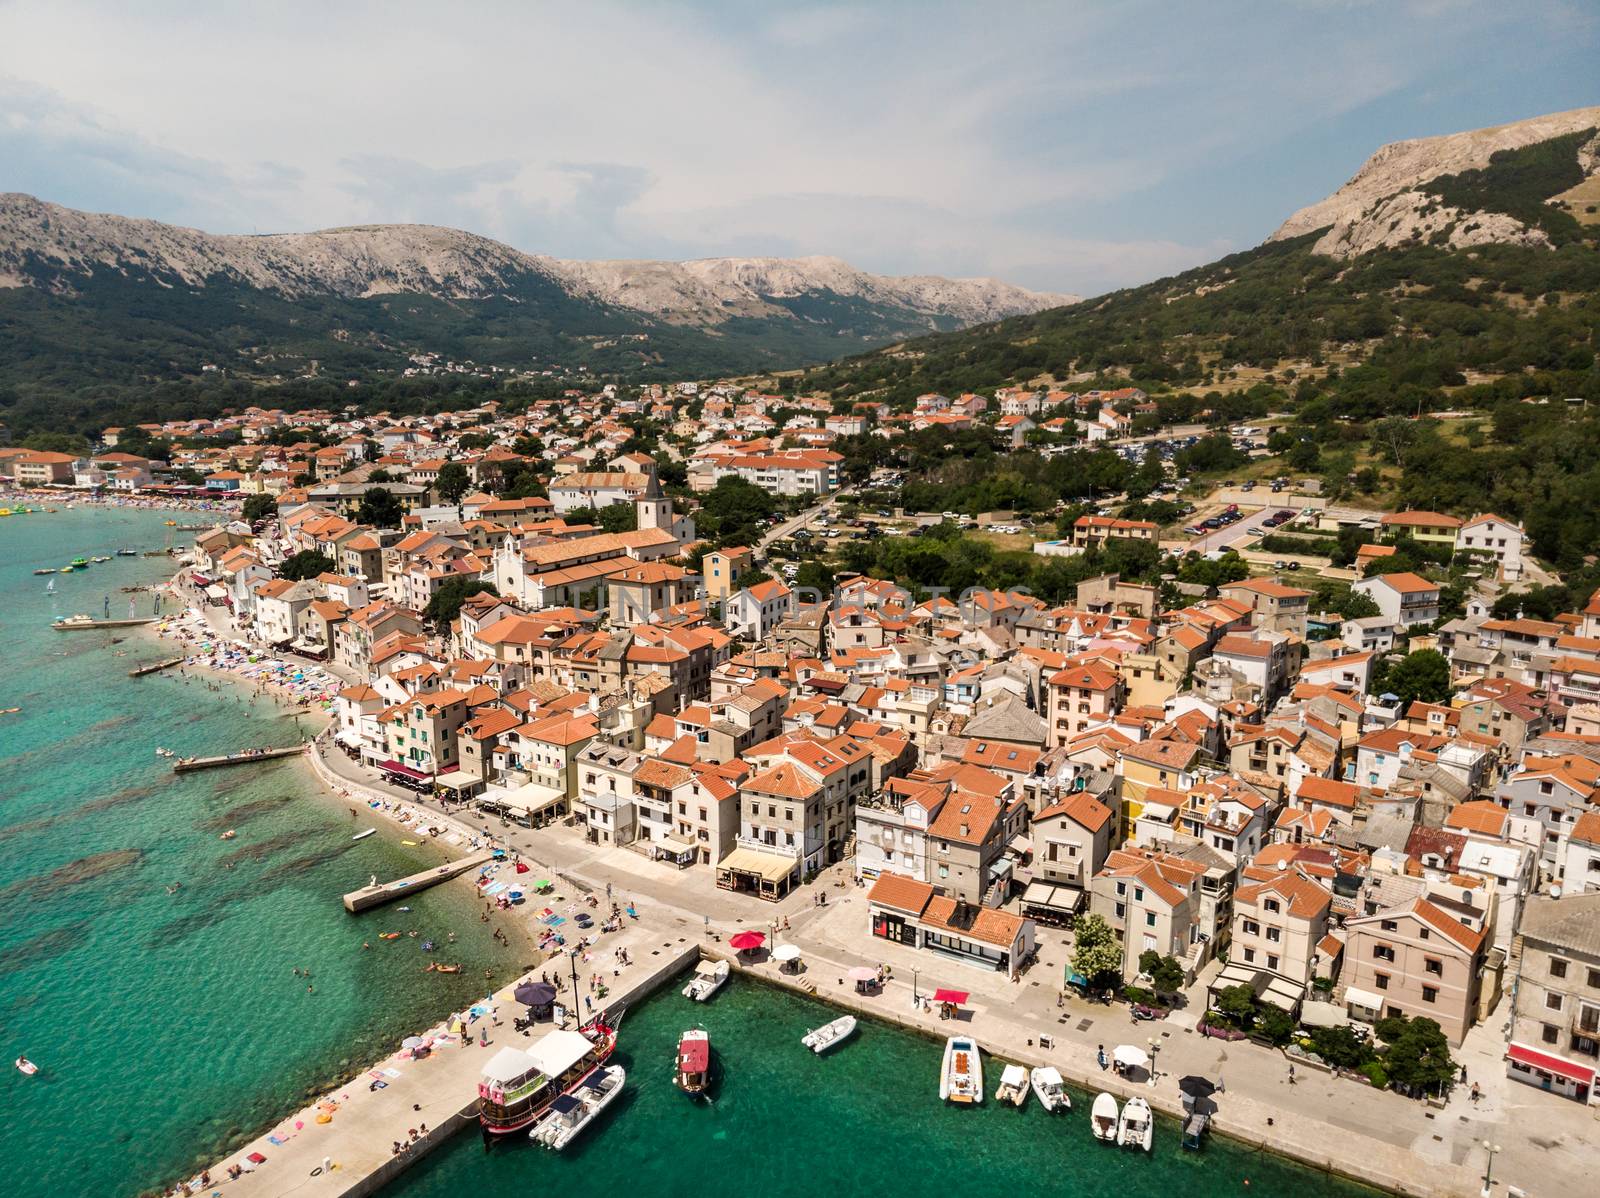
left=675, top=1028, right=711, bottom=1097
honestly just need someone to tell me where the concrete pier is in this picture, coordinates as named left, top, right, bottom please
left=50, top=616, right=159, bottom=630
left=129, top=655, right=186, bottom=677
left=341, top=850, right=499, bottom=913
left=202, top=930, right=699, bottom=1197
left=172, top=745, right=306, bottom=773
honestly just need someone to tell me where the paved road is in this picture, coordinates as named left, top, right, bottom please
left=757, top=492, right=843, bottom=553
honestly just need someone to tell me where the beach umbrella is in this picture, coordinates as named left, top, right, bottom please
left=772, top=944, right=802, bottom=962
left=847, top=966, right=877, bottom=982
left=729, top=930, right=766, bottom=952
left=514, top=981, right=557, bottom=1006
left=401, top=1035, right=427, bottom=1050
left=931, top=988, right=969, bottom=1005
left=1178, top=1075, right=1218, bottom=1099
left=1113, top=1044, right=1149, bottom=1070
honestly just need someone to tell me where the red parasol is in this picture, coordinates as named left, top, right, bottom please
left=728, top=930, right=766, bottom=951
left=931, top=988, right=969, bottom=1005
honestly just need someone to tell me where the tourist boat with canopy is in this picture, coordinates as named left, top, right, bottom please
left=1030, top=1066, right=1070, bottom=1112
left=529, top=1065, right=626, bottom=1150
left=682, top=958, right=729, bottom=1002
left=940, top=1035, right=983, bottom=1104
left=1118, top=1095, right=1154, bottom=1152
left=477, top=1015, right=618, bottom=1141
left=995, top=1063, right=1029, bottom=1107
left=1091, top=1092, right=1121, bottom=1141
left=801, top=1015, right=856, bottom=1054
left=675, top=1028, right=711, bottom=1097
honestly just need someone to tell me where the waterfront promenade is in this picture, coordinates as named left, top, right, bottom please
left=162, top=592, right=1594, bottom=1198
left=294, top=739, right=1592, bottom=1198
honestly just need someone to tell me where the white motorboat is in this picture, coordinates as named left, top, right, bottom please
left=15, top=1056, right=38, bottom=1076
left=1030, top=1066, right=1070, bottom=1112
left=801, top=1015, right=857, bottom=1054
left=529, top=1065, right=626, bottom=1150
left=1118, top=1095, right=1154, bottom=1153
left=352, top=828, right=376, bottom=841
left=940, top=1035, right=983, bottom=1104
left=681, top=958, right=730, bottom=1002
left=995, top=1063, right=1029, bottom=1107
left=1091, top=1092, right=1120, bottom=1141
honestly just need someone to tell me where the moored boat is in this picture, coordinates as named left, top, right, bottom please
left=681, top=958, right=729, bottom=1002
left=1117, top=1095, right=1153, bottom=1152
left=478, top=1016, right=618, bottom=1139
left=529, top=1065, right=626, bottom=1150
left=1029, top=1066, right=1070, bottom=1112
left=675, top=1029, right=711, bottom=1097
left=995, top=1063, right=1028, bottom=1107
left=1091, top=1092, right=1120, bottom=1141
left=15, top=1056, right=38, bottom=1076
left=801, top=1015, right=857, bottom=1054
left=940, top=1035, right=983, bottom=1104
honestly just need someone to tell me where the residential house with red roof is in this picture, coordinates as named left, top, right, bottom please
left=1344, top=896, right=1489, bottom=1043
left=1352, top=571, right=1442, bottom=629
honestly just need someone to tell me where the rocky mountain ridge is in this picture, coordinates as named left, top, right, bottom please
left=1270, top=105, right=1600, bottom=258
left=0, top=193, right=1071, bottom=326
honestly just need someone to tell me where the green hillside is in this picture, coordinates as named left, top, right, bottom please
left=800, top=129, right=1600, bottom=566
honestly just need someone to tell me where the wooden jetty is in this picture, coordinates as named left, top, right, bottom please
left=342, top=849, right=498, bottom=913
left=130, top=656, right=185, bottom=678
left=171, top=745, right=305, bottom=773
left=51, top=617, right=159, bottom=631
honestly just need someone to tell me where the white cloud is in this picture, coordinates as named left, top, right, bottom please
left=0, top=0, right=1591, bottom=295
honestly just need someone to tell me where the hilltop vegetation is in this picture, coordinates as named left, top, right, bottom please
left=797, top=126, right=1600, bottom=566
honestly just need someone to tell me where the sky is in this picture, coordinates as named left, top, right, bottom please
left=0, top=0, right=1596, bottom=297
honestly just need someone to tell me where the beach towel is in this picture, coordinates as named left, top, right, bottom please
left=383, top=1068, right=402, bottom=1078
left=267, top=1136, right=286, bottom=1146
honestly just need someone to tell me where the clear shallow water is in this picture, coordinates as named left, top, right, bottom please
left=0, top=508, right=525, bottom=1196
left=392, top=970, right=1381, bottom=1198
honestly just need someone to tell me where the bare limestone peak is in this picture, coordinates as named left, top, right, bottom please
left=0, top=193, right=1072, bottom=325
left=1268, top=105, right=1600, bottom=259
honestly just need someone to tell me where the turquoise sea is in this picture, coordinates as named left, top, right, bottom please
left=393, top=967, right=1380, bottom=1198
left=0, top=507, right=524, bottom=1196
left=2, top=506, right=1380, bottom=1198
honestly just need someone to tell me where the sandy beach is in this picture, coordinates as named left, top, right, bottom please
left=1, top=487, right=241, bottom=516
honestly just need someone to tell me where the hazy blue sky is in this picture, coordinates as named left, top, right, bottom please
left=1, top=0, right=1595, bottom=295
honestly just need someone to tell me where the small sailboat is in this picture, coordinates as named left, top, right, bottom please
left=995, top=1063, right=1029, bottom=1107
left=1091, top=1092, right=1120, bottom=1142
left=675, top=1029, right=711, bottom=1097
left=1118, top=1096, right=1154, bottom=1152
left=940, top=1036, right=983, bottom=1104
left=530, top=1065, right=626, bottom=1150
left=801, top=1016, right=856, bottom=1054
left=1030, top=1066, right=1070, bottom=1112
left=352, top=828, right=377, bottom=841
left=681, top=959, right=730, bottom=1002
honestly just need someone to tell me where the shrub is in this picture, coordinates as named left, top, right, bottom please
left=1359, top=1061, right=1389, bottom=1089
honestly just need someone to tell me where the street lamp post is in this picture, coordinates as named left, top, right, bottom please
left=1148, top=1037, right=1160, bottom=1086
left=912, top=967, right=919, bottom=1007
left=1481, top=1141, right=1501, bottom=1197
